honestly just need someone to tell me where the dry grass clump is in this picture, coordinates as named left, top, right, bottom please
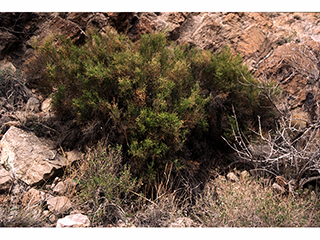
left=93, top=169, right=320, bottom=227
left=188, top=172, right=320, bottom=227
left=70, top=142, right=142, bottom=227
left=0, top=184, right=48, bottom=227
left=0, top=199, right=47, bottom=227
left=123, top=176, right=196, bottom=227
left=0, top=66, right=32, bottom=111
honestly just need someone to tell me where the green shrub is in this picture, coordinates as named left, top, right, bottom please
left=29, top=29, right=209, bottom=181
left=29, top=28, right=272, bottom=186
left=187, top=45, right=274, bottom=144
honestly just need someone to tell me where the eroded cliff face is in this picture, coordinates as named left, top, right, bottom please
left=1, top=12, right=320, bottom=113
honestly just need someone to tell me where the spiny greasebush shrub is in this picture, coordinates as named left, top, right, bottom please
left=28, top=28, right=271, bottom=186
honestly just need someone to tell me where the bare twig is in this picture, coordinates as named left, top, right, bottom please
left=224, top=42, right=320, bottom=192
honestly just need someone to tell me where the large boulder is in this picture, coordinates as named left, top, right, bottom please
left=0, top=126, right=78, bottom=187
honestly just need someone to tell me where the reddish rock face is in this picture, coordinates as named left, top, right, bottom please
left=1, top=12, right=320, bottom=73
left=256, top=39, right=320, bottom=109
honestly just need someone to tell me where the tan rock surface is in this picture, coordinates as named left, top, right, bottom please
left=47, top=196, right=72, bottom=214
left=0, top=165, right=12, bottom=192
left=0, top=126, right=77, bottom=186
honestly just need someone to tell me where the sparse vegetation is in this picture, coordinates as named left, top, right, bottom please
left=188, top=173, right=320, bottom=227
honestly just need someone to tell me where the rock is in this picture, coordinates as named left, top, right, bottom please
left=56, top=213, right=90, bottom=228
left=240, top=170, right=250, bottom=182
left=52, top=181, right=66, bottom=195
left=66, top=150, right=83, bottom=163
left=0, top=165, right=12, bottom=192
left=272, top=182, right=286, bottom=194
left=169, top=217, right=195, bottom=227
left=255, top=39, right=320, bottom=110
left=216, top=175, right=227, bottom=182
left=86, top=13, right=109, bottom=31
left=47, top=196, right=72, bottom=215
left=66, top=12, right=92, bottom=30
left=21, top=188, right=46, bottom=206
left=53, top=178, right=77, bottom=196
left=153, top=12, right=186, bottom=41
left=38, top=15, right=86, bottom=45
left=107, top=13, right=155, bottom=42
left=227, top=172, right=239, bottom=182
left=0, top=61, right=16, bottom=73
left=107, top=12, right=136, bottom=35
left=0, top=126, right=77, bottom=187
left=127, top=16, right=155, bottom=42
left=41, top=97, right=53, bottom=113
left=25, top=97, right=40, bottom=112
left=236, top=25, right=272, bottom=68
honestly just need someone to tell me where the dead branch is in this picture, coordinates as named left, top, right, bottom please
left=225, top=42, right=320, bottom=193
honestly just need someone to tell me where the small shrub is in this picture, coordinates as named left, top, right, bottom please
left=76, top=143, right=140, bottom=206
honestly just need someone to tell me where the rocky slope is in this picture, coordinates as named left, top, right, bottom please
left=2, top=12, right=320, bottom=106
left=1, top=12, right=320, bottom=227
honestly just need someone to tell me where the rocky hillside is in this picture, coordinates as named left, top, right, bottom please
left=1, top=12, right=320, bottom=227
left=2, top=12, right=320, bottom=108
